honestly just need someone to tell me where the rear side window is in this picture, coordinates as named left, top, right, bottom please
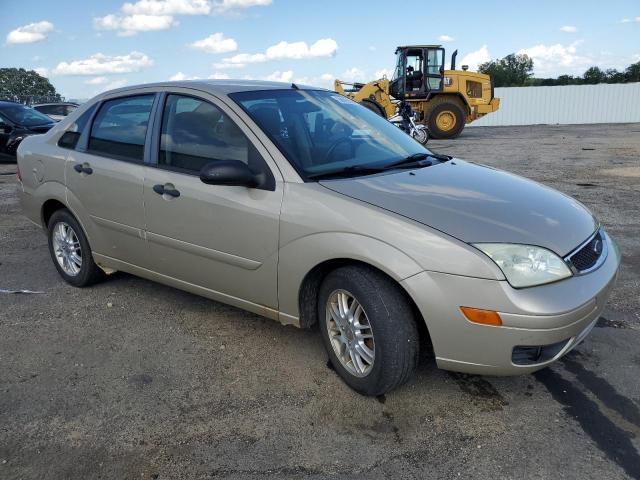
left=58, top=104, right=97, bottom=150
left=88, top=95, right=154, bottom=162
left=158, top=94, right=252, bottom=174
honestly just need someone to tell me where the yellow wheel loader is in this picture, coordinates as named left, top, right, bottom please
left=334, top=45, right=500, bottom=139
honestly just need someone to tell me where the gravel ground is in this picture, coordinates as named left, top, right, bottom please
left=0, top=123, right=639, bottom=480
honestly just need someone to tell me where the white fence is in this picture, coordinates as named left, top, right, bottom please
left=470, top=82, right=640, bottom=127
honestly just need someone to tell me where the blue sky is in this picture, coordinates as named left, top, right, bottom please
left=2, top=0, right=639, bottom=100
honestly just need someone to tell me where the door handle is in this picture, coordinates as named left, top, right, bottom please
left=153, top=184, right=180, bottom=198
left=73, top=163, right=92, bottom=175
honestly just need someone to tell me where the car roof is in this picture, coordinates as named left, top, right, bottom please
left=99, top=79, right=327, bottom=97
left=32, top=102, right=79, bottom=107
left=0, top=100, right=28, bottom=107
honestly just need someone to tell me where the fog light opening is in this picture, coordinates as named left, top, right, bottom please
left=460, top=307, right=502, bottom=326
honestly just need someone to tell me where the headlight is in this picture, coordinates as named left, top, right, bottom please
left=473, top=244, right=572, bottom=288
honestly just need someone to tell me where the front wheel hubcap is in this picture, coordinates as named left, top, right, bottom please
left=326, top=290, right=375, bottom=377
left=435, top=110, right=456, bottom=131
left=52, top=222, right=82, bottom=276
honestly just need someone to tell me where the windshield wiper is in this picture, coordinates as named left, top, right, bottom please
left=381, top=152, right=451, bottom=171
left=306, top=165, right=386, bottom=180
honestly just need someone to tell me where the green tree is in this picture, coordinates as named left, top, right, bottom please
left=0, top=68, right=60, bottom=101
left=582, top=66, right=606, bottom=84
left=625, top=61, right=640, bottom=82
left=478, top=53, right=534, bottom=87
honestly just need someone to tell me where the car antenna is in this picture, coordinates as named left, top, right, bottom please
left=291, top=83, right=299, bottom=90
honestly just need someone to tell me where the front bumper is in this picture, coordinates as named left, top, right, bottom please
left=401, top=230, right=620, bottom=375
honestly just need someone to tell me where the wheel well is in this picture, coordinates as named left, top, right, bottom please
left=297, top=259, right=431, bottom=349
left=41, top=199, right=67, bottom=227
left=427, top=93, right=469, bottom=115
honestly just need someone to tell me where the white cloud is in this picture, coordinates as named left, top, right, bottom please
left=33, top=67, right=49, bottom=77
left=95, top=0, right=271, bottom=36
left=459, top=45, right=491, bottom=71
left=211, top=0, right=272, bottom=13
left=264, top=70, right=294, bottom=82
left=189, top=32, right=237, bottom=53
left=102, top=79, right=128, bottom=91
left=5, top=21, right=54, bottom=45
left=368, top=46, right=376, bottom=52
left=85, top=76, right=109, bottom=85
left=53, top=52, right=154, bottom=75
left=93, top=14, right=176, bottom=36
left=169, top=71, right=202, bottom=80
left=208, top=72, right=230, bottom=79
left=560, top=25, right=577, bottom=33
left=212, top=62, right=246, bottom=69
left=122, top=0, right=211, bottom=15
left=438, top=35, right=455, bottom=42
left=374, top=68, right=392, bottom=79
left=220, top=38, right=338, bottom=65
left=340, top=67, right=366, bottom=83
left=517, top=41, right=593, bottom=76
left=620, top=17, right=640, bottom=23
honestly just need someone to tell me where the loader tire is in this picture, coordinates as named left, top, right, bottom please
left=360, top=100, right=386, bottom=118
left=426, top=97, right=466, bottom=139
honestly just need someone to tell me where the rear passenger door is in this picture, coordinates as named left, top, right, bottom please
left=65, top=93, right=157, bottom=267
left=142, top=91, right=283, bottom=309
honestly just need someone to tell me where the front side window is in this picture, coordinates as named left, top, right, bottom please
left=159, top=94, right=253, bottom=174
left=231, top=89, right=430, bottom=179
left=58, top=104, right=97, bottom=150
left=88, top=95, right=154, bottom=162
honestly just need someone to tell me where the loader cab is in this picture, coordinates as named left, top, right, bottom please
left=390, top=45, right=445, bottom=100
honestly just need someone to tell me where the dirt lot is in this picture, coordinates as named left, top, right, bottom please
left=1, top=123, right=639, bottom=480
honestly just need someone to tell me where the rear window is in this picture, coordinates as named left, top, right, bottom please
left=88, top=95, right=154, bottom=162
left=58, top=104, right=97, bottom=150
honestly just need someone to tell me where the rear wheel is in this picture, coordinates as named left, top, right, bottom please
left=426, top=97, right=466, bottom=139
left=47, top=209, right=104, bottom=287
left=318, top=265, right=419, bottom=396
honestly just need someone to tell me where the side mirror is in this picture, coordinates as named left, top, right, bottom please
left=199, top=160, right=259, bottom=188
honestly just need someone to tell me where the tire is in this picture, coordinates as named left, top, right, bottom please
left=360, top=100, right=386, bottom=118
left=318, top=265, right=419, bottom=396
left=426, top=97, right=466, bottom=139
left=47, top=209, right=105, bottom=287
left=412, top=126, right=429, bottom=145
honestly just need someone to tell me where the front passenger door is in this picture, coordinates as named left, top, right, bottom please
left=143, top=92, right=283, bottom=310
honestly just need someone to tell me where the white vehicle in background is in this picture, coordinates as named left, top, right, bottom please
left=32, top=102, right=79, bottom=122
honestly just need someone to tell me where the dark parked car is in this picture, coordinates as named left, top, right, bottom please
left=0, top=101, right=56, bottom=160
left=33, top=102, right=79, bottom=122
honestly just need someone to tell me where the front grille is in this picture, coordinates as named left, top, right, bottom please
left=567, top=230, right=604, bottom=272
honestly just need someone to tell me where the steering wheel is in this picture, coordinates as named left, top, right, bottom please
left=321, top=137, right=354, bottom=164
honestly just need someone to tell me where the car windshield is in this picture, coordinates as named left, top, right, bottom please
left=230, top=89, right=432, bottom=179
left=1, top=104, right=53, bottom=126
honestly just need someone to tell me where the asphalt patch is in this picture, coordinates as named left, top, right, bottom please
left=535, top=368, right=640, bottom=479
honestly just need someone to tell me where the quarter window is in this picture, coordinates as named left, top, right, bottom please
left=88, top=95, right=154, bottom=162
left=159, top=94, right=252, bottom=174
left=58, top=104, right=97, bottom=150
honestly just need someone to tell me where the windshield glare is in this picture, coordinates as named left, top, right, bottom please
left=1, top=104, right=54, bottom=127
left=230, top=89, right=430, bottom=179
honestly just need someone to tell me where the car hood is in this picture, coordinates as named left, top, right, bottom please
left=319, top=160, right=597, bottom=256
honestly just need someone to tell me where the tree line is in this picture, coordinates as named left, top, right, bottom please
left=478, top=54, right=640, bottom=87
left=0, top=68, right=61, bottom=103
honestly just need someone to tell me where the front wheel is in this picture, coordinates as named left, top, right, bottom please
left=318, top=265, right=420, bottom=396
left=411, top=126, right=429, bottom=144
left=426, top=99, right=465, bottom=139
